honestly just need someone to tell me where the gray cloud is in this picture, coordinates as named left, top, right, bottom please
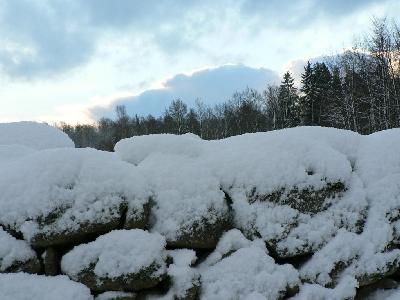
left=240, top=0, right=385, bottom=28
left=0, top=0, right=389, bottom=79
left=0, top=0, right=94, bottom=78
left=89, top=64, right=279, bottom=119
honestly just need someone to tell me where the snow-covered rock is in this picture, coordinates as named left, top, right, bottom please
left=61, top=229, right=167, bottom=292
left=0, top=228, right=40, bottom=274
left=0, top=273, right=93, bottom=300
left=0, top=147, right=151, bottom=247
left=117, top=134, right=231, bottom=248
left=115, top=127, right=362, bottom=256
left=0, top=121, right=74, bottom=150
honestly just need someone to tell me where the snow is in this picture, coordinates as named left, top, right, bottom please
left=292, top=276, right=358, bottom=300
left=0, top=273, right=93, bottom=300
left=356, top=128, right=400, bottom=185
left=0, top=147, right=150, bottom=241
left=114, top=133, right=203, bottom=165
left=0, top=228, right=37, bottom=271
left=0, top=145, right=36, bottom=164
left=163, top=249, right=199, bottom=299
left=61, top=229, right=166, bottom=279
left=200, top=229, right=266, bottom=267
left=200, top=244, right=299, bottom=300
left=0, top=121, right=74, bottom=150
left=95, top=291, right=136, bottom=300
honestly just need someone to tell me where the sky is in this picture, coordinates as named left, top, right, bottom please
left=0, top=0, right=399, bottom=123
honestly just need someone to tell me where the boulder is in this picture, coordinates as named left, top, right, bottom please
left=61, top=230, right=167, bottom=292
left=0, top=148, right=151, bottom=248
left=166, top=212, right=232, bottom=249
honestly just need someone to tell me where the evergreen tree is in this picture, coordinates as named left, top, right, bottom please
left=328, top=67, right=345, bottom=128
left=313, top=62, right=332, bottom=126
left=278, top=71, right=300, bottom=127
left=299, top=61, right=314, bottom=125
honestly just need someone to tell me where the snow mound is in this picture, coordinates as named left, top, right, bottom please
left=0, top=121, right=74, bottom=150
left=115, top=133, right=202, bottom=165
left=356, top=128, right=400, bottom=185
left=0, top=273, right=93, bottom=300
left=61, top=229, right=166, bottom=279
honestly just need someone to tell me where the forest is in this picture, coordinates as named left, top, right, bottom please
left=59, top=18, right=400, bottom=151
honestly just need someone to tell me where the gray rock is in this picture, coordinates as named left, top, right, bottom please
left=43, top=247, right=60, bottom=276
left=3, top=257, right=42, bottom=274
left=74, top=262, right=165, bottom=292
left=167, top=213, right=232, bottom=249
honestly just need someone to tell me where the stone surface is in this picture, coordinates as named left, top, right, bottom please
left=43, top=247, right=60, bottom=276
left=167, top=214, right=232, bottom=249
left=70, top=263, right=165, bottom=292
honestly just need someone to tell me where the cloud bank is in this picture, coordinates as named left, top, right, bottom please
left=89, top=64, right=279, bottom=119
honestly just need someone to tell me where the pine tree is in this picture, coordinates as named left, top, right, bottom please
left=278, top=71, right=300, bottom=128
left=299, top=61, right=314, bottom=125
left=313, top=62, right=332, bottom=126
left=328, top=67, right=345, bottom=128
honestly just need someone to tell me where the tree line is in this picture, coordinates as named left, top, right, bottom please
left=59, top=18, right=400, bottom=151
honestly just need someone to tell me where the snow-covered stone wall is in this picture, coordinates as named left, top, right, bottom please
left=0, top=122, right=400, bottom=300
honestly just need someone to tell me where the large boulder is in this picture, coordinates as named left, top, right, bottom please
left=61, top=229, right=167, bottom=292
left=0, top=228, right=40, bottom=274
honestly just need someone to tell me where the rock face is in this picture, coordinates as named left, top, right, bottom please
left=61, top=230, right=167, bottom=292
left=29, top=199, right=151, bottom=248
left=166, top=212, right=232, bottom=249
left=247, top=181, right=346, bottom=214
left=29, top=204, right=124, bottom=248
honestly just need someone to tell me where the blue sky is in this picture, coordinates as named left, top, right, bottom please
left=0, top=0, right=398, bottom=123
